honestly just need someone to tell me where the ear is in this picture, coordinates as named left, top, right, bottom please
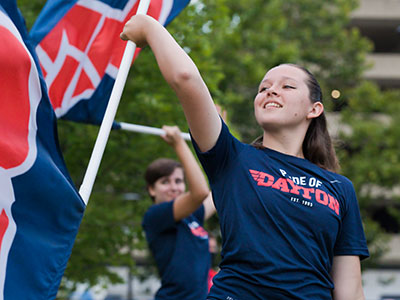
left=307, top=102, right=324, bottom=120
left=148, top=185, right=156, bottom=198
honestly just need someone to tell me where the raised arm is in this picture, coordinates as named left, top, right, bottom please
left=203, top=193, right=216, bottom=221
left=330, top=256, right=365, bottom=300
left=161, top=126, right=212, bottom=221
left=121, top=15, right=221, bottom=152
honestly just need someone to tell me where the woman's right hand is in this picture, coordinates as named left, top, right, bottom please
left=120, top=14, right=157, bottom=47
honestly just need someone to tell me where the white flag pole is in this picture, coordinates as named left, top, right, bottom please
left=119, top=122, right=191, bottom=141
left=79, top=0, right=151, bottom=205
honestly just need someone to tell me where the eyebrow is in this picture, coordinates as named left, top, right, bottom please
left=260, top=76, right=299, bottom=84
left=258, top=76, right=299, bottom=89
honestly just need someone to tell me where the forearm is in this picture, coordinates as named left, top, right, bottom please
left=144, top=20, right=220, bottom=146
left=173, top=140, right=209, bottom=202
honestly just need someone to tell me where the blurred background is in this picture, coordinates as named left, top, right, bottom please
left=18, top=0, right=400, bottom=299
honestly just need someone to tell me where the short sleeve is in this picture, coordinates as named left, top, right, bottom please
left=142, top=201, right=176, bottom=243
left=192, top=205, right=205, bottom=226
left=334, top=182, right=369, bottom=260
left=191, top=119, right=243, bottom=182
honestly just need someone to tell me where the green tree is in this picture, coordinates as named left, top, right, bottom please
left=201, top=0, right=372, bottom=139
left=338, top=81, right=400, bottom=267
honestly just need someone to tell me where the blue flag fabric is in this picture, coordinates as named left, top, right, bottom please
left=0, top=1, right=85, bottom=299
left=29, top=0, right=190, bottom=125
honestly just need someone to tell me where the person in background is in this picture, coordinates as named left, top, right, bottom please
left=142, top=125, right=215, bottom=300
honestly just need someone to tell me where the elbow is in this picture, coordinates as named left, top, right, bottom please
left=170, top=68, right=199, bottom=89
left=199, top=187, right=210, bottom=202
left=193, top=187, right=210, bottom=205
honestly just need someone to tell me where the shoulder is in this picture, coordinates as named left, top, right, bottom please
left=317, top=169, right=358, bottom=211
left=192, top=204, right=205, bottom=223
left=322, top=170, right=355, bottom=193
left=143, top=201, right=174, bottom=226
left=192, top=119, right=246, bottom=155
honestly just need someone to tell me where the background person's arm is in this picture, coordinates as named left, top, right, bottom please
left=203, top=193, right=216, bottom=220
left=161, top=125, right=209, bottom=221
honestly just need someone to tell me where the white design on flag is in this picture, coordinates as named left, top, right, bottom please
left=105, top=63, right=119, bottom=79
left=158, top=0, right=173, bottom=25
left=0, top=10, right=41, bottom=300
left=78, top=0, right=138, bottom=20
left=0, top=173, right=16, bottom=300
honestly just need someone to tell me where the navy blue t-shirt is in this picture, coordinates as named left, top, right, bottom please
left=142, top=200, right=210, bottom=300
left=192, top=121, right=369, bottom=300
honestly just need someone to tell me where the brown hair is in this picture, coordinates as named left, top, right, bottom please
left=144, top=158, right=183, bottom=201
left=252, top=64, right=340, bottom=172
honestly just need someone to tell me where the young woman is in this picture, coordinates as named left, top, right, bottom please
left=142, top=125, right=215, bottom=300
left=122, top=15, right=369, bottom=300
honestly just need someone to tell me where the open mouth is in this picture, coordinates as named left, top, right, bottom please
left=263, top=102, right=282, bottom=108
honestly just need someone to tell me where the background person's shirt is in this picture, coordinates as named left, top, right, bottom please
left=142, top=201, right=210, bottom=300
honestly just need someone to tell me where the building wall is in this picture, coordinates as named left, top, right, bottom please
left=351, top=0, right=400, bottom=88
left=352, top=0, right=400, bottom=20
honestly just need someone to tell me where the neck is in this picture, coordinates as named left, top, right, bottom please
left=261, top=126, right=307, bottom=158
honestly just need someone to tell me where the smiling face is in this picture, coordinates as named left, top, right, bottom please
left=148, top=167, right=186, bottom=204
left=254, top=64, right=320, bottom=131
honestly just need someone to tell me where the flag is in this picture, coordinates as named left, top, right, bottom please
left=0, top=1, right=85, bottom=299
left=29, top=0, right=190, bottom=125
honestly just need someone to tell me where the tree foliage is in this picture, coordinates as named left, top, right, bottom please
left=17, top=0, right=400, bottom=291
left=338, top=82, right=400, bottom=267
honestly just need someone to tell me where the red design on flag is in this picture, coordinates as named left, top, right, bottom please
left=36, top=0, right=164, bottom=117
left=0, top=210, right=9, bottom=254
left=0, top=26, right=31, bottom=169
left=0, top=12, right=41, bottom=297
